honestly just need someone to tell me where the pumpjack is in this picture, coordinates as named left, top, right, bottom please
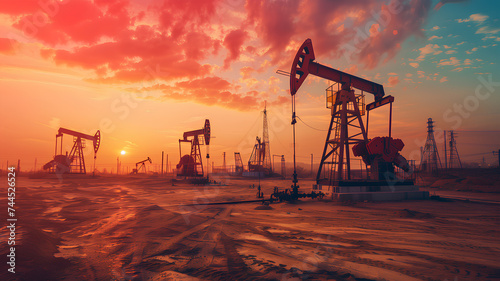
left=132, top=157, right=151, bottom=174
left=43, top=127, right=101, bottom=174
left=176, top=119, right=211, bottom=177
left=284, top=38, right=427, bottom=201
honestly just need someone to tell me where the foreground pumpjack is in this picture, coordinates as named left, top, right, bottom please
left=279, top=38, right=428, bottom=201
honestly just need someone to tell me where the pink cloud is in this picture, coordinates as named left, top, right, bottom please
left=12, top=0, right=132, bottom=46
left=434, top=0, right=469, bottom=11
left=158, top=0, right=219, bottom=38
left=388, top=76, right=399, bottom=87
left=168, top=77, right=261, bottom=111
left=0, top=0, right=41, bottom=15
left=223, top=29, right=248, bottom=69
left=0, top=0, right=466, bottom=110
left=245, top=0, right=303, bottom=64
left=240, top=66, right=255, bottom=79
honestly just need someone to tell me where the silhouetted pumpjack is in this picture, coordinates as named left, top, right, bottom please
left=176, top=119, right=211, bottom=177
left=288, top=38, right=411, bottom=195
left=43, top=128, right=101, bottom=174
left=132, top=157, right=151, bottom=174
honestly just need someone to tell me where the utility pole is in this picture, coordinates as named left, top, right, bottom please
left=223, top=152, right=226, bottom=172
left=444, top=130, right=447, bottom=169
left=310, top=154, right=313, bottom=177
left=448, top=131, right=462, bottom=169
left=161, top=151, right=164, bottom=175
left=281, top=155, right=286, bottom=179
left=273, top=155, right=284, bottom=176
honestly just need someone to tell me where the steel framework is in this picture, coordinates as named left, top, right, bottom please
left=420, top=118, right=442, bottom=173
left=448, top=131, right=462, bottom=169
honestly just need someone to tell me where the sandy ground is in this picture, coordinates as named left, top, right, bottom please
left=1, top=174, right=500, bottom=281
left=417, top=169, right=500, bottom=194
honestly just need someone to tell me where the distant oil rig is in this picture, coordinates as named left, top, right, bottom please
left=247, top=103, right=272, bottom=176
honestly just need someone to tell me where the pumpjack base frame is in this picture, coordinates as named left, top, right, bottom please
left=313, top=180, right=429, bottom=201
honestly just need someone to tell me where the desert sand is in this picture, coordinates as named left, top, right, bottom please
left=1, top=174, right=499, bottom=281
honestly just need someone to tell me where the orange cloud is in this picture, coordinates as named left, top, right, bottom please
left=0, top=38, right=17, bottom=54
left=169, top=77, right=260, bottom=111
left=388, top=76, right=399, bottom=87
left=240, top=66, right=255, bottom=79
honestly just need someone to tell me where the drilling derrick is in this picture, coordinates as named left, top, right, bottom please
left=248, top=104, right=272, bottom=175
left=177, top=119, right=210, bottom=178
left=419, top=118, right=442, bottom=174
left=262, top=104, right=272, bottom=172
left=43, top=128, right=101, bottom=174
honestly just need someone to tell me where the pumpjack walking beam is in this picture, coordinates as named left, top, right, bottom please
left=290, top=39, right=385, bottom=99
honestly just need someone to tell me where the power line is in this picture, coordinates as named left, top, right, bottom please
left=461, top=152, right=496, bottom=157
left=456, top=143, right=499, bottom=146
left=296, top=116, right=328, bottom=131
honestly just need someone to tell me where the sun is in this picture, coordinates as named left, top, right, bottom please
left=121, top=150, right=126, bottom=155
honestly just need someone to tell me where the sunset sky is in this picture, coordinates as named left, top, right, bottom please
left=1, top=0, right=499, bottom=172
